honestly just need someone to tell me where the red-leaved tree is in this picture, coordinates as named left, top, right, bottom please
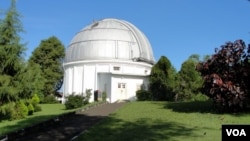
left=196, top=40, right=250, bottom=112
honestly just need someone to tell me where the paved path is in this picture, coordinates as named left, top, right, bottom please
left=7, top=102, right=127, bottom=141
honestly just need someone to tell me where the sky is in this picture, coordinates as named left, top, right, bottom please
left=1, top=0, right=250, bottom=71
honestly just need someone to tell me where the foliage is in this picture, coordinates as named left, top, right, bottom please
left=191, top=93, right=209, bottom=101
left=32, top=103, right=42, bottom=112
left=196, top=40, right=250, bottom=112
left=31, top=93, right=40, bottom=105
left=27, top=102, right=34, bottom=115
left=149, top=56, right=177, bottom=101
left=0, top=102, right=16, bottom=120
left=16, top=100, right=28, bottom=118
left=65, top=95, right=85, bottom=109
left=29, top=36, right=65, bottom=97
left=0, top=103, right=78, bottom=135
left=84, top=89, right=92, bottom=104
left=175, top=55, right=203, bottom=101
left=42, top=94, right=58, bottom=104
left=0, top=100, right=30, bottom=120
left=0, top=0, right=26, bottom=105
left=102, top=91, right=107, bottom=102
left=30, top=93, right=42, bottom=112
left=17, top=62, right=45, bottom=100
left=0, top=0, right=34, bottom=121
left=136, top=89, right=152, bottom=101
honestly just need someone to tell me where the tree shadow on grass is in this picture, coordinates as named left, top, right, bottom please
left=163, top=100, right=216, bottom=114
left=76, top=116, right=202, bottom=141
left=1, top=113, right=201, bottom=141
left=0, top=112, right=106, bottom=141
left=163, top=100, right=250, bottom=115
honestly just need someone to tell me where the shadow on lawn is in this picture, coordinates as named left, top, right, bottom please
left=1, top=112, right=106, bottom=141
left=163, top=100, right=215, bottom=113
left=76, top=116, right=202, bottom=141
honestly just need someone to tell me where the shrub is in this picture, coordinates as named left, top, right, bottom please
left=29, top=93, right=42, bottom=112
left=191, top=93, right=209, bottom=102
left=84, top=89, right=92, bottom=104
left=43, top=94, right=58, bottom=104
left=65, top=95, right=85, bottom=109
left=27, top=103, right=34, bottom=115
left=0, top=102, right=16, bottom=120
left=17, top=101, right=29, bottom=118
left=136, top=90, right=152, bottom=101
left=37, top=93, right=44, bottom=103
left=34, top=104, right=42, bottom=112
left=102, top=91, right=107, bottom=102
left=31, top=93, right=40, bottom=105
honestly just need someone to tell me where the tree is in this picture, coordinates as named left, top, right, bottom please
left=175, top=55, right=203, bottom=101
left=29, top=36, right=65, bottom=97
left=0, top=0, right=26, bottom=105
left=196, top=40, right=250, bottom=112
left=149, top=56, right=176, bottom=101
left=17, top=61, right=46, bottom=101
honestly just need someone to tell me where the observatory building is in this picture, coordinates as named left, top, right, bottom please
left=62, top=18, right=155, bottom=103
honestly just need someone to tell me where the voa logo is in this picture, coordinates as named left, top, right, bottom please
left=226, top=129, right=246, bottom=136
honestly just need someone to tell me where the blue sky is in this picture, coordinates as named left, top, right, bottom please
left=1, top=0, right=250, bottom=71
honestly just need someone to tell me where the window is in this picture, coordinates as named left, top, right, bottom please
left=113, top=66, right=120, bottom=71
left=118, top=83, right=126, bottom=88
left=122, top=83, right=126, bottom=88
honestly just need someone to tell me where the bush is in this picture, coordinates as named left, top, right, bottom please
left=27, top=103, right=34, bottom=115
left=84, top=89, right=92, bottom=104
left=0, top=102, right=16, bottom=120
left=191, top=93, right=209, bottom=102
left=16, top=101, right=29, bottom=119
left=43, top=94, right=58, bottom=104
left=102, top=91, right=107, bottom=102
left=29, top=94, right=42, bottom=112
left=65, top=95, right=85, bottom=109
left=34, top=104, right=42, bottom=112
left=37, top=93, right=44, bottom=103
left=136, top=90, right=152, bottom=101
left=31, top=93, right=40, bottom=105
left=0, top=100, right=37, bottom=120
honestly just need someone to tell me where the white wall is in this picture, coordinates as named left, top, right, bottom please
left=110, top=74, right=149, bottom=103
left=82, top=65, right=96, bottom=102
left=97, top=73, right=111, bottom=102
left=63, top=61, right=152, bottom=103
left=73, top=66, right=83, bottom=94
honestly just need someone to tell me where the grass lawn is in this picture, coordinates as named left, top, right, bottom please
left=0, top=104, right=70, bottom=135
left=0, top=102, right=103, bottom=136
left=76, top=101, right=250, bottom=141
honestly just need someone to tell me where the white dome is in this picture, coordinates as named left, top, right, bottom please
left=64, top=18, right=155, bottom=64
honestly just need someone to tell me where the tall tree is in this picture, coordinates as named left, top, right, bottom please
left=175, top=55, right=203, bottom=101
left=149, top=56, right=176, bottom=101
left=0, top=0, right=26, bottom=104
left=29, top=36, right=65, bottom=97
left=17, top=61, right=46, bottom=100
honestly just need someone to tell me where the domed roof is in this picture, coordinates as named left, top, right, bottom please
left=64, top=18, right=155, bottom=64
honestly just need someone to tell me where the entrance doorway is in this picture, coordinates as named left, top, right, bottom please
left=117, top=83, right=127, bottom=100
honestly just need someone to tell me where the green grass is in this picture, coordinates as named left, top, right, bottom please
left=0, top=102, right=104, bottom=136
left=75, top=101, right=250, bottom=141
left=0, top=104, right=69, bottom=135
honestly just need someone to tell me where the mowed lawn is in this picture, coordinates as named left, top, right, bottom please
left=76, top=101, right=250, bottom=141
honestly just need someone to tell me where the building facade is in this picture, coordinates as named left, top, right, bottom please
left=62, top=18, right=155, bottom=103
